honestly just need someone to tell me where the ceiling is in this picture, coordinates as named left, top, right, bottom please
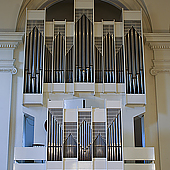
left=0, top=0, right=169, bottom=33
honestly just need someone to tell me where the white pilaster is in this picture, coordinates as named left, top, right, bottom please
left=145, top=33, right=170, bottom=170
left=0, top=32, right=24, bottom=170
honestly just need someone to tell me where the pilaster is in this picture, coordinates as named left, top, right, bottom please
left=0, top=32, right=24, bottom=170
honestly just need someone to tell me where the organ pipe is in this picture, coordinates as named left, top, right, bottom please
left=66, top=46, right=73, bottom=83
left=95, top=46, right=103, bottom=83
left=53, top=32, right=65, bottom=83
left=107, top=113, right=122, bottom=161
left=93, top=134, right=106, bottom=158
left=47, top=114, right=63, bottom=161
left=75, top=14, right=93, bottom=83
left=103, top=33, right=115, bottom=83
left=64, top=134, right=77, bottom=158
left=116, top=46, right=124, bottom=83
left=125, top=27, right=144, bottom=94
left=78, top=120, right=92, bottom=161
left=24, top=26, right=43, bottom=93
left=44, top=46, right=52, bottom=83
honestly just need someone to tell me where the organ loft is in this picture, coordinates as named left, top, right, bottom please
left=13, top=0, right=155, bottom=170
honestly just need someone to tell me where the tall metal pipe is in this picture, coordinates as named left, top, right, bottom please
left=61, top=35, right=65, bottom=83
left=47, top=112, right=51, bottom=160
left=125, top=35, right=129, bottom=93
left=82, top=15, right=86, bottom=71
left=56, top=33, right=60, bottom=83
left=111, top=34, right=115, bottom=83
left=128, top=31, right=133, bottom=94
left=59, top=34, right=62, bottom=83
left=56, top=120, right=59, bottom=160
left=36, top=31, right=41, bottom=91
left=121, top=47, right=124, bottom=83
left=53, top=37, right=56, bottom=83
left=135, top=31, right=140, bottom=94
left=86, top=17, right=89, bottom=82
left=24, top=35, right=29, bottom=93
left=75, top=20, right=78, bottom=82
left=44, top=47, right=47, bottom=83
left=108, top=34, right=112, bottom=82
left=79, top=126, right=81, bottom=160
left=58, top=124, right=60, bottom=160
left=118, top=114, right=122, bottom=161
left=28, top=30, right=33, bottom=93
left=116, top=116, right=119, bottom=161
left=79, top=19, right=82, bottom=82
left=139, top=35, right=144, bottom=94
left=130, top=28, right=136, bottom=94
left=90, top=19, right=93, bottom=82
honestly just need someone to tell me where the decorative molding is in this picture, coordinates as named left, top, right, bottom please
left=0, top=32, right=24, bottom=74
left=145, top=33, right=170, bottom=75
left=150, top=59, right=170, bottom=76
left=144, top=33, right=170, bottom=50
left=0, top=32, right=24, bottom=49
left=0, top=59, right=17, bottom=74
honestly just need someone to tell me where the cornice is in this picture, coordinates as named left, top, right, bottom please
left=144, top=33, right=170, bottom=50
left=0, top=32, right=24, bottom=49
left=150, top=59, right=170, bottom=76
left=0, top=32, right=24, bottom=74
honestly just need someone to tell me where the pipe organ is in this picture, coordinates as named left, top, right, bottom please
left=21, top=1, right=150, bottom=170
left=23, top=8, right=145, bottom=99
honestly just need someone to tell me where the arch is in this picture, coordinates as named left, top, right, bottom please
left=16, top=0, right=152, bottom=32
